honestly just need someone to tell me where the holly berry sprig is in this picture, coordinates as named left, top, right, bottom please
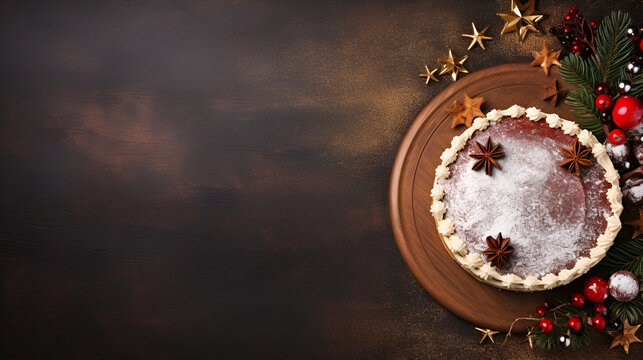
left=549, top=5, right=597, bottom=59
left=503, top=273, right=640, bottom=350
left=556, top=9, right=643, bottom=193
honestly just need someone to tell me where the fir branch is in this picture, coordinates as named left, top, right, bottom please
left=551, top=302, right=586, bottom=319
left=593, top=238, right=643, bottom=278
left=595, top=11, right=634, bottom=84
left=565, top=87, right=604, bottom=141
left=631, top=73, right=643, bottom=98
left=560, top=53, right=600, bottom=90
left=609, top=297, right=643, bottom=324
left=532, top=326, right=564, bottom=350
left=570, top=328, right=590, bottom=349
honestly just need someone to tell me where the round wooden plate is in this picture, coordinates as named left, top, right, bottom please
left=390, top=63, right=588, bottom=332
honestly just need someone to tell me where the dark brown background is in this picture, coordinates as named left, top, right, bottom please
left=1, top=1, right=642, bottom=359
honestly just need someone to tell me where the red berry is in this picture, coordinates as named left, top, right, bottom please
left=540, top=319, right=554, bottom=334
left=563, top=25, right=574, bottom=33
left=571, top=292, right=585, bottom=307
left=594, top=303, right=608, bottom=316
left=594, top=83, right=610, bottom=95
left=536, top=305, right=548, bottom=316
left=583, top=276, right=609, bottom=303
left=640, top=37, right=643, bottom=51
left=570, top=5, right=578, bottom=13
left=609, top=129, right=627, bottom=145
left=564, top=14, right=572, bottom=22
left=572, top=44, right=581, bottom=53
left=596, top=94, right=614, bottom=111
left=568, top=317, right=583, bottom=333
left=589, top=21, right=598, bottom=30
left=591, top=315, right=607, bottom=331
left=573, top=36, right=581, bottom=44
left=612, top=95, right=643, bottom=130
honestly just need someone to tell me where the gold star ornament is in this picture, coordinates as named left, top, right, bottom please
left=530, top=42, right=562, bottom=75
left=497, top=0, right=544, bottom=41
left=419, top=65, right=439, bottom=85
left=462, top=23, right=493, bottom=50
left=522, top=327, right=534, bottom=349
left=475, top=327, right=500, bottom=344
left=445, top=93, right=485, bottom=128
left=608, top=320, right=641, bottom=354
left=438, top=49, right=469, bottom=82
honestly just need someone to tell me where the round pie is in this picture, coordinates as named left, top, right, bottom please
left=430, top=105, right=623, bottom=292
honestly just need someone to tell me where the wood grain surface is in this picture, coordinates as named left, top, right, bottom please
left=391, top=63, right=582, bottom=333
left=0, top=1, right=641, bottom=359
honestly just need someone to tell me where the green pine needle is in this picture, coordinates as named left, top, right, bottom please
left=570, top=328, right=590, bottom=349
left=565, top=87, right=604, bottom=141
left=608, top=297, right=643, bottom=324
left=594, top=238, right=643, bottom=278
left=595, top=11, right=634, bottom=84
left=631, top=73, right=643, bottom=98
left=560, top=11, right=636, bottom=142
left=559, top=53, right=599, bottom=90
left=533, top=326, right=564, bottom=350
left=593, top=239, right=643, bottom=325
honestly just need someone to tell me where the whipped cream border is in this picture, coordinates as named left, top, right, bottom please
left=430, top=105, right=623, bottom=292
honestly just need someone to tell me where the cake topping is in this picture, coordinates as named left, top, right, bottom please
left=482, top=232, right=514, bottom=269
left=560, top=138, right=592, bottom=175
left=470, top=138, right=504, bottom=176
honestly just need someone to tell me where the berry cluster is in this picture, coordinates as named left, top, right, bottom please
left=588, top=22, right=643, bottom=206
left=535, top=276, right=623, bottom=348
left=627, top=24, right=643, bottom=53
left=549, top=5, right=596, bottom=58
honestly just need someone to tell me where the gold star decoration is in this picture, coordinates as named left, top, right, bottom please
left=608, top=320, right=641, bottom=354
left=530, top=42, right=562, bottom=75
left=625, top=208, right=643, bottom=239
left=445, top=93, right=485, bottom=128
left=541, top=79, right=564, bottom=105
left=475, top=327, right=500, bottom=344
left=419, top=65, right=439, bottom=85
left=438, top=49, right=469, bottom=82
left=496, top=0, right=544, bottom=41
left=462, top=23, right=493, bottom=50
left=446, top=101, right=467, bottom=128
left=521, top=327, right=534, bottom=349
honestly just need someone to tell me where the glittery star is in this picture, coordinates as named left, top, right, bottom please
left=438, top=49, right=469, bottom=82
left=496, top=0, right=543, bottom=41
left=419, top=65, right=439, bottom=85
left=475, top=327, right=500, bottom=344
left=530, top=42, right=562, bottom=75
left=608, top=320, right=641, bottom=354
left=462, top=23, right=493, bottom=50
left=541, top=79, right=563, bottom=105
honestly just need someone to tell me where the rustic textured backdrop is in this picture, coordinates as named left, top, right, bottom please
left=1, top=0, right=642, bottom=358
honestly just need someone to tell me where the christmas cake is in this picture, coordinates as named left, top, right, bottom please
left=430, top=105, right=623, bottom=291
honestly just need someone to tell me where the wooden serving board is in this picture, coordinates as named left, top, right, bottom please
left=390, top=62, right=586, bottom=332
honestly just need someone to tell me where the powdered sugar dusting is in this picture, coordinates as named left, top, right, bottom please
left=624, top=183, right=643, bottom=204
left=609, top=272, right=639, bottom=300
left=440, top=117, right=610, bottom=278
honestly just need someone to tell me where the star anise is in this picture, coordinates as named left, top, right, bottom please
left=469, top=138, right=505, bottom=176
left=560, top=138, right=592, bottom=175
left=482, top=233, right=514, bottom=269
